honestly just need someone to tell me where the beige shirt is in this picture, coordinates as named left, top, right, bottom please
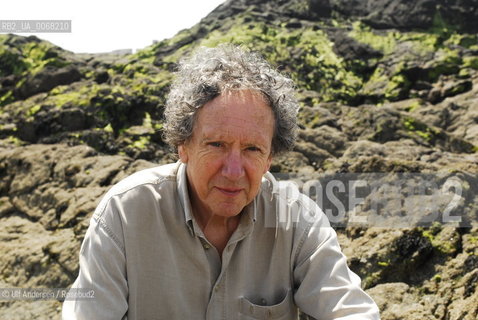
left=62, top=162, right=379, bottom=319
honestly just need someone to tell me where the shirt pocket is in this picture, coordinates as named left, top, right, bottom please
left=238, top=289, right=294, bottom=319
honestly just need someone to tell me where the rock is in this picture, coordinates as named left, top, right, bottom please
left=294, top=140, right=332, bottom=169
left=345, top=226, right=478, bottom=319
left=0, top=47, right=27, bottom=77
left=331, top=0, right=478, bottom=33
left=0, top=143, right=160, bottom=320
left=331, top=30, right=383, bottom=64
left=299, top=126, right=348, bottom=157
left=428, top=78, right=473, bottom=103
left=0, top=215, right=79, bottom=287
left=0, top=196, right=14, bottom=218
left=298, top=103, right=340, bottom=129
left=408, top=79, right=478, bottom=146
left=14, top=65, right=82, bottom=99
left=0, top=144, right=144, bottom=231
left=367, top=282, right=439, bottom=320
left=1, top=1, right=478, bottom=319
left=340, top=106, right=404, bottom=143
left=94, top=69, right=109, bottom=84
left=342, top=140, right=386, bottom=159
left=58, top=108, right=88, bottom=132
left=0, top=216, right=78, bottom=319
left=308, top=0, right=332, bottom=18
left=210, top=0, right=478, bottom=32
left=270, top=151, right=313, bottom=173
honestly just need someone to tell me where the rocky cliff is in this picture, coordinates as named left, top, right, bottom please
left=0, top=0, right=477, bottom=319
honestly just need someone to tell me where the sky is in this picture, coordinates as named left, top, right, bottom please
left=1, top=0, right=226, bottom=53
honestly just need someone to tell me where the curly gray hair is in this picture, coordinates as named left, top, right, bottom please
left=163, top=44, right=299, bottom=155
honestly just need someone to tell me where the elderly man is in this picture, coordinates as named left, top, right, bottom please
left=62, top=45, right=380, bottom=319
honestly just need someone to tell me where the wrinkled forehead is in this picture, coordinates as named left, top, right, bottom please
left=193, top=89, right=275, bottom=133
left=216, top=89, right=271, bottom=107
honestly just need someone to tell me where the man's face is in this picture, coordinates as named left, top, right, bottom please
left=179, top=90, right=274, bottom=220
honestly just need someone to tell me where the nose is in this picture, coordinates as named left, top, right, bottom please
left=222, top=149, right=245, bottom=181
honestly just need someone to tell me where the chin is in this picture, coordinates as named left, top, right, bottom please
left=214, top=204, right=245, bottom=217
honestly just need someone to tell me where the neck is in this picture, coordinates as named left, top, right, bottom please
left=195, top=212, right=241, bottom=256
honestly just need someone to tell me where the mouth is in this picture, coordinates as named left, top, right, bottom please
left=215, top=187, right=242, bottom=196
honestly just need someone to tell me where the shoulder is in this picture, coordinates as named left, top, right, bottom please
left=94, top=162, right=181, bottom=218
left=258, top=172, right=331, bottom=230
left=108, top=162, right=179, bottom=194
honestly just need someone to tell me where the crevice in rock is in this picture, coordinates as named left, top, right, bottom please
left=42, top=247, right=77, bottom=282
left=99, top=169, right=120, bottom=187
left=4, top=208, right=40, bottom=224
left=60, top=210, right=89, bottom=229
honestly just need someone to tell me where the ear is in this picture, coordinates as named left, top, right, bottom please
left=178, top=145, right=188, bottom=163
left=264, top=154, right=272, bottom=174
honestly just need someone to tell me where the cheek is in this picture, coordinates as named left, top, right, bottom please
left=200, top=157, right=223, bottom=180
left=246, top=160, right=269, bottom=186
left=254, top=157, right=272, bottom=175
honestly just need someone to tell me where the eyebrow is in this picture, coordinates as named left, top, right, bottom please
left=203, top=136, right=269, bottom=149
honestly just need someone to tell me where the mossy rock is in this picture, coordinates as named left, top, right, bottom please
left=0, top=45, right=28, bottom=77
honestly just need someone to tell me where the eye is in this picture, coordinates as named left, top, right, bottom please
left=246, top=146, right=261, bottom=152
left=208, top=142, right=222, bottom=148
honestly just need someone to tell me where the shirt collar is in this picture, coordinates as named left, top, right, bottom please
left=176, top=162, right=258, bottom=237
left=177, top=162, right=196, bottom=236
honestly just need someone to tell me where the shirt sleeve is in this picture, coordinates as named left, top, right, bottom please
left=293, top=205, right=380, bottom=320
left=62, top=197, right=129, bottom=320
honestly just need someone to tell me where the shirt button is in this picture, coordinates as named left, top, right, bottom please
left=203, top=243, right=210, bottom=250
left=260, top=298, right=267, bottom=305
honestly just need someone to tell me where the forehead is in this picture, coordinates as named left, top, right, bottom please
left=193, top=90, right=275, bottom=140
left=198, top=90, right=272, bottom=121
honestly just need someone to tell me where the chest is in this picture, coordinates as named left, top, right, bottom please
left=123, top=223, right=297, bottom=319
